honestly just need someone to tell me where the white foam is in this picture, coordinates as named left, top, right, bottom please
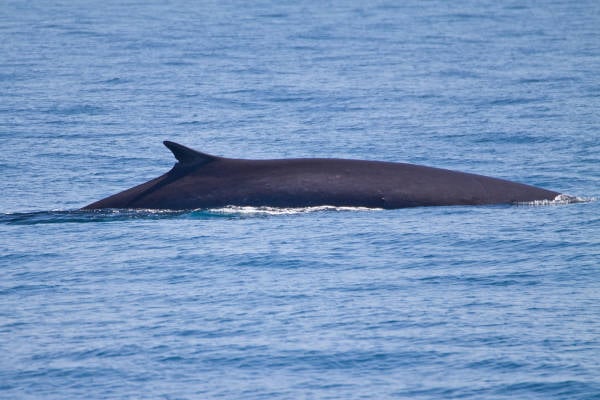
left=204, top=205, right=383, bottom=216
left=518, top=194, right=592, bottom=206
left=96, top=208, right=183, bottom=215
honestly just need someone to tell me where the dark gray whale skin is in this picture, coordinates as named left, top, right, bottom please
left=83, top=141, right=560, bottom=210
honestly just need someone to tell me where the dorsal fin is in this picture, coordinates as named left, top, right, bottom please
left=163, top=141, right=217, bottom=165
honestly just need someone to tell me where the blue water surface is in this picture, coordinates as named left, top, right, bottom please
left=1, top=1, right=599, bottom=399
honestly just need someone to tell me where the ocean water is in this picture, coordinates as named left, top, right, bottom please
left=1, top=1, right=599, bottom=399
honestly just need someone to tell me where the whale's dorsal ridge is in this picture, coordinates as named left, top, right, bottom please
left=163, top=141, right=218, bottom=165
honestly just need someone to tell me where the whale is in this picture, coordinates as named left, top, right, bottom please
left=83, top=141, right=561, bottom=210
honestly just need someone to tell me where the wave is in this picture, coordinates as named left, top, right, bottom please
left=0, top=209, right=190, bottom=225
left=517, top=194, right=593, bottom=206
left=205, top=205, right=381, bottom=216
left=2, top=197, right=593, bottom=225
left=0, top=206, right=379, bottom=225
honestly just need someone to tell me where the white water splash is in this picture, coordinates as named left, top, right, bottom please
left=204, top=205, right=383, bottom=216
left=518, top=194, right=592, bottom=206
